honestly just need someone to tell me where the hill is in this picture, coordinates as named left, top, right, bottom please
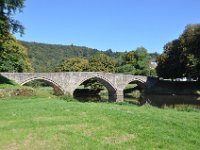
left=19, top=41, right=101, bottom=72
left=19, top=41, right=158, bottom=72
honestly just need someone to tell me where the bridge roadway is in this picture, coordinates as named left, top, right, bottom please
left=0, top=72, right=150, bottom=102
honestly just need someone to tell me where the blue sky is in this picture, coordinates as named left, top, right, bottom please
left=15, top=0, right=200, bottom=53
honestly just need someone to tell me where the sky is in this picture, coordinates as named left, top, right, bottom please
left=15, top=0, right=200, bottom=53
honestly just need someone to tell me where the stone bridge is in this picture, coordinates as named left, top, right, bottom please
left=0, top=72, right=155, bottom=102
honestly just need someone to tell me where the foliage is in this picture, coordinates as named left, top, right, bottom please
left=0, top=0, right=32, bottom=72
left=135, top=47, right=150, bottom=70
left=116, top=64, right=136, bottom=74
left=55, top=57, right=89, bottom=72
left=116, top=47, right=150, bottom=75
left=149, top=52, right=159, bottom=60
left=156, top=24, right=200, bottom=79
left=56, top=53, right=116, bottom=73
left=20, top=41, right=157, bottom=73
left=20, top=41, right=100, bottom=72
left=0, top=34, right=33, bottom=72
left=0, top=0, right=24, bottom=35
left=88, top=53, right=116, bottom=72
left=124, top=51, right=136, bottom=65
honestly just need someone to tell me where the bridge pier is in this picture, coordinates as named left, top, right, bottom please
left=63, top=89, right=74, bottom=97
left=115, top=90, right=124, bottom=102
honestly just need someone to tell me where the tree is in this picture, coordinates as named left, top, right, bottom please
left=0, top=0, right=33, bottom=72
left=124, top=51, right=136, bottom=65
left=55, top=57, right=89, bottom=72
left=0, top=34, right=33, bottom=72
left=135, top=47, right=150, bottom=71
left=88, top=53, right=115, bottom=72
left=156, top=40, right=187, bottom=79
left=182, top=24, right=200, bottom=79
left=0, top=0, right=24, bottom=35
left=115, top=47, right=150, bottom=76
left=156, top=24, right=200, bottom=80
left=116, top=64, right=136, bottom=74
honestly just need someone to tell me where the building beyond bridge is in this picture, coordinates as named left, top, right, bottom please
left=0, top=72, right=155, bottom=102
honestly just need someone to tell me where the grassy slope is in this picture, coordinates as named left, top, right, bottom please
left=0, top=97, right=200, bottom=150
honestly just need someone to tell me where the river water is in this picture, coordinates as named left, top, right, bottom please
left=75, top=92, right=200, bottom=109
left=141, top=94, right=200, bottom=108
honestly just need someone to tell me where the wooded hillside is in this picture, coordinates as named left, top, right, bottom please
left=19, top=41, right=101, bottom=72
left=19, top=41, right=158, bottom=73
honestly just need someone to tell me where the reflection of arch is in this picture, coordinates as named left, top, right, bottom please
left=74, top=76, right=117, bottom=102
left=21, top=77, right=64, bottom=94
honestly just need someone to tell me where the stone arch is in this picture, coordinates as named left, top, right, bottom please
left=122, top=78, right=147, bottom=103
left=73, top=76, right=117, bottom=102
left=21, top=76, right=64, bottom=95
left=123, top=78, right=147, bottom=90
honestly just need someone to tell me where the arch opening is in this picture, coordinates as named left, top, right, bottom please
left=123, top=79, right=146, bottom=105
left=73, top=77, right=117, bottom=102
left=22, top=78, right=64, bottom=96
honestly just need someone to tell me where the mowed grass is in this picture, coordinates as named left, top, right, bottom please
left=0, top=97, right=200, bottom=150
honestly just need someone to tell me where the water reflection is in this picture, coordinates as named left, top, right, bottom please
left=74, top=88, right=200, bottom=109
left=73, top=89, right=107, bottom=102
left=140, top=94, right=200, bottom=109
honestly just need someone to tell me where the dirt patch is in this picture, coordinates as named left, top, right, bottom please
left=34, top=116, right=69, bottom=121
left=23, top=133, right=32, bottom=147
left=4, top=143, right=19, bottom=150
left=80, top=112, right=87, bottom=117
left=105, top=133, right=135, bottom=145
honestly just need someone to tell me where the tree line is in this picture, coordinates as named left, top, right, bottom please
left=18, top=41, right=155, bottom=75
left=54, top=47, right=152, bottom=76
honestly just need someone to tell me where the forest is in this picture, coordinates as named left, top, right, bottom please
left=19, top=40, right=158, bottom=75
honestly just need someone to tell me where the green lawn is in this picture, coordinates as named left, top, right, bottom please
left=0, top=96, right=200, bottom=150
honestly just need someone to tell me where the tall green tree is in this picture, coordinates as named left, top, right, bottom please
left=182, top=24, right=200, bottom=79
left=156, top=40, right=187, bottom=78
left=156, top=24, right=200, bottom=80
left=0, top=0, right=33, bottom=72
left=134, top=47, right=150, bottom=75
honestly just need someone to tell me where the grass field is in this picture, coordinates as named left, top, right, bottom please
left=0, top=96, right=200, bottom=150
